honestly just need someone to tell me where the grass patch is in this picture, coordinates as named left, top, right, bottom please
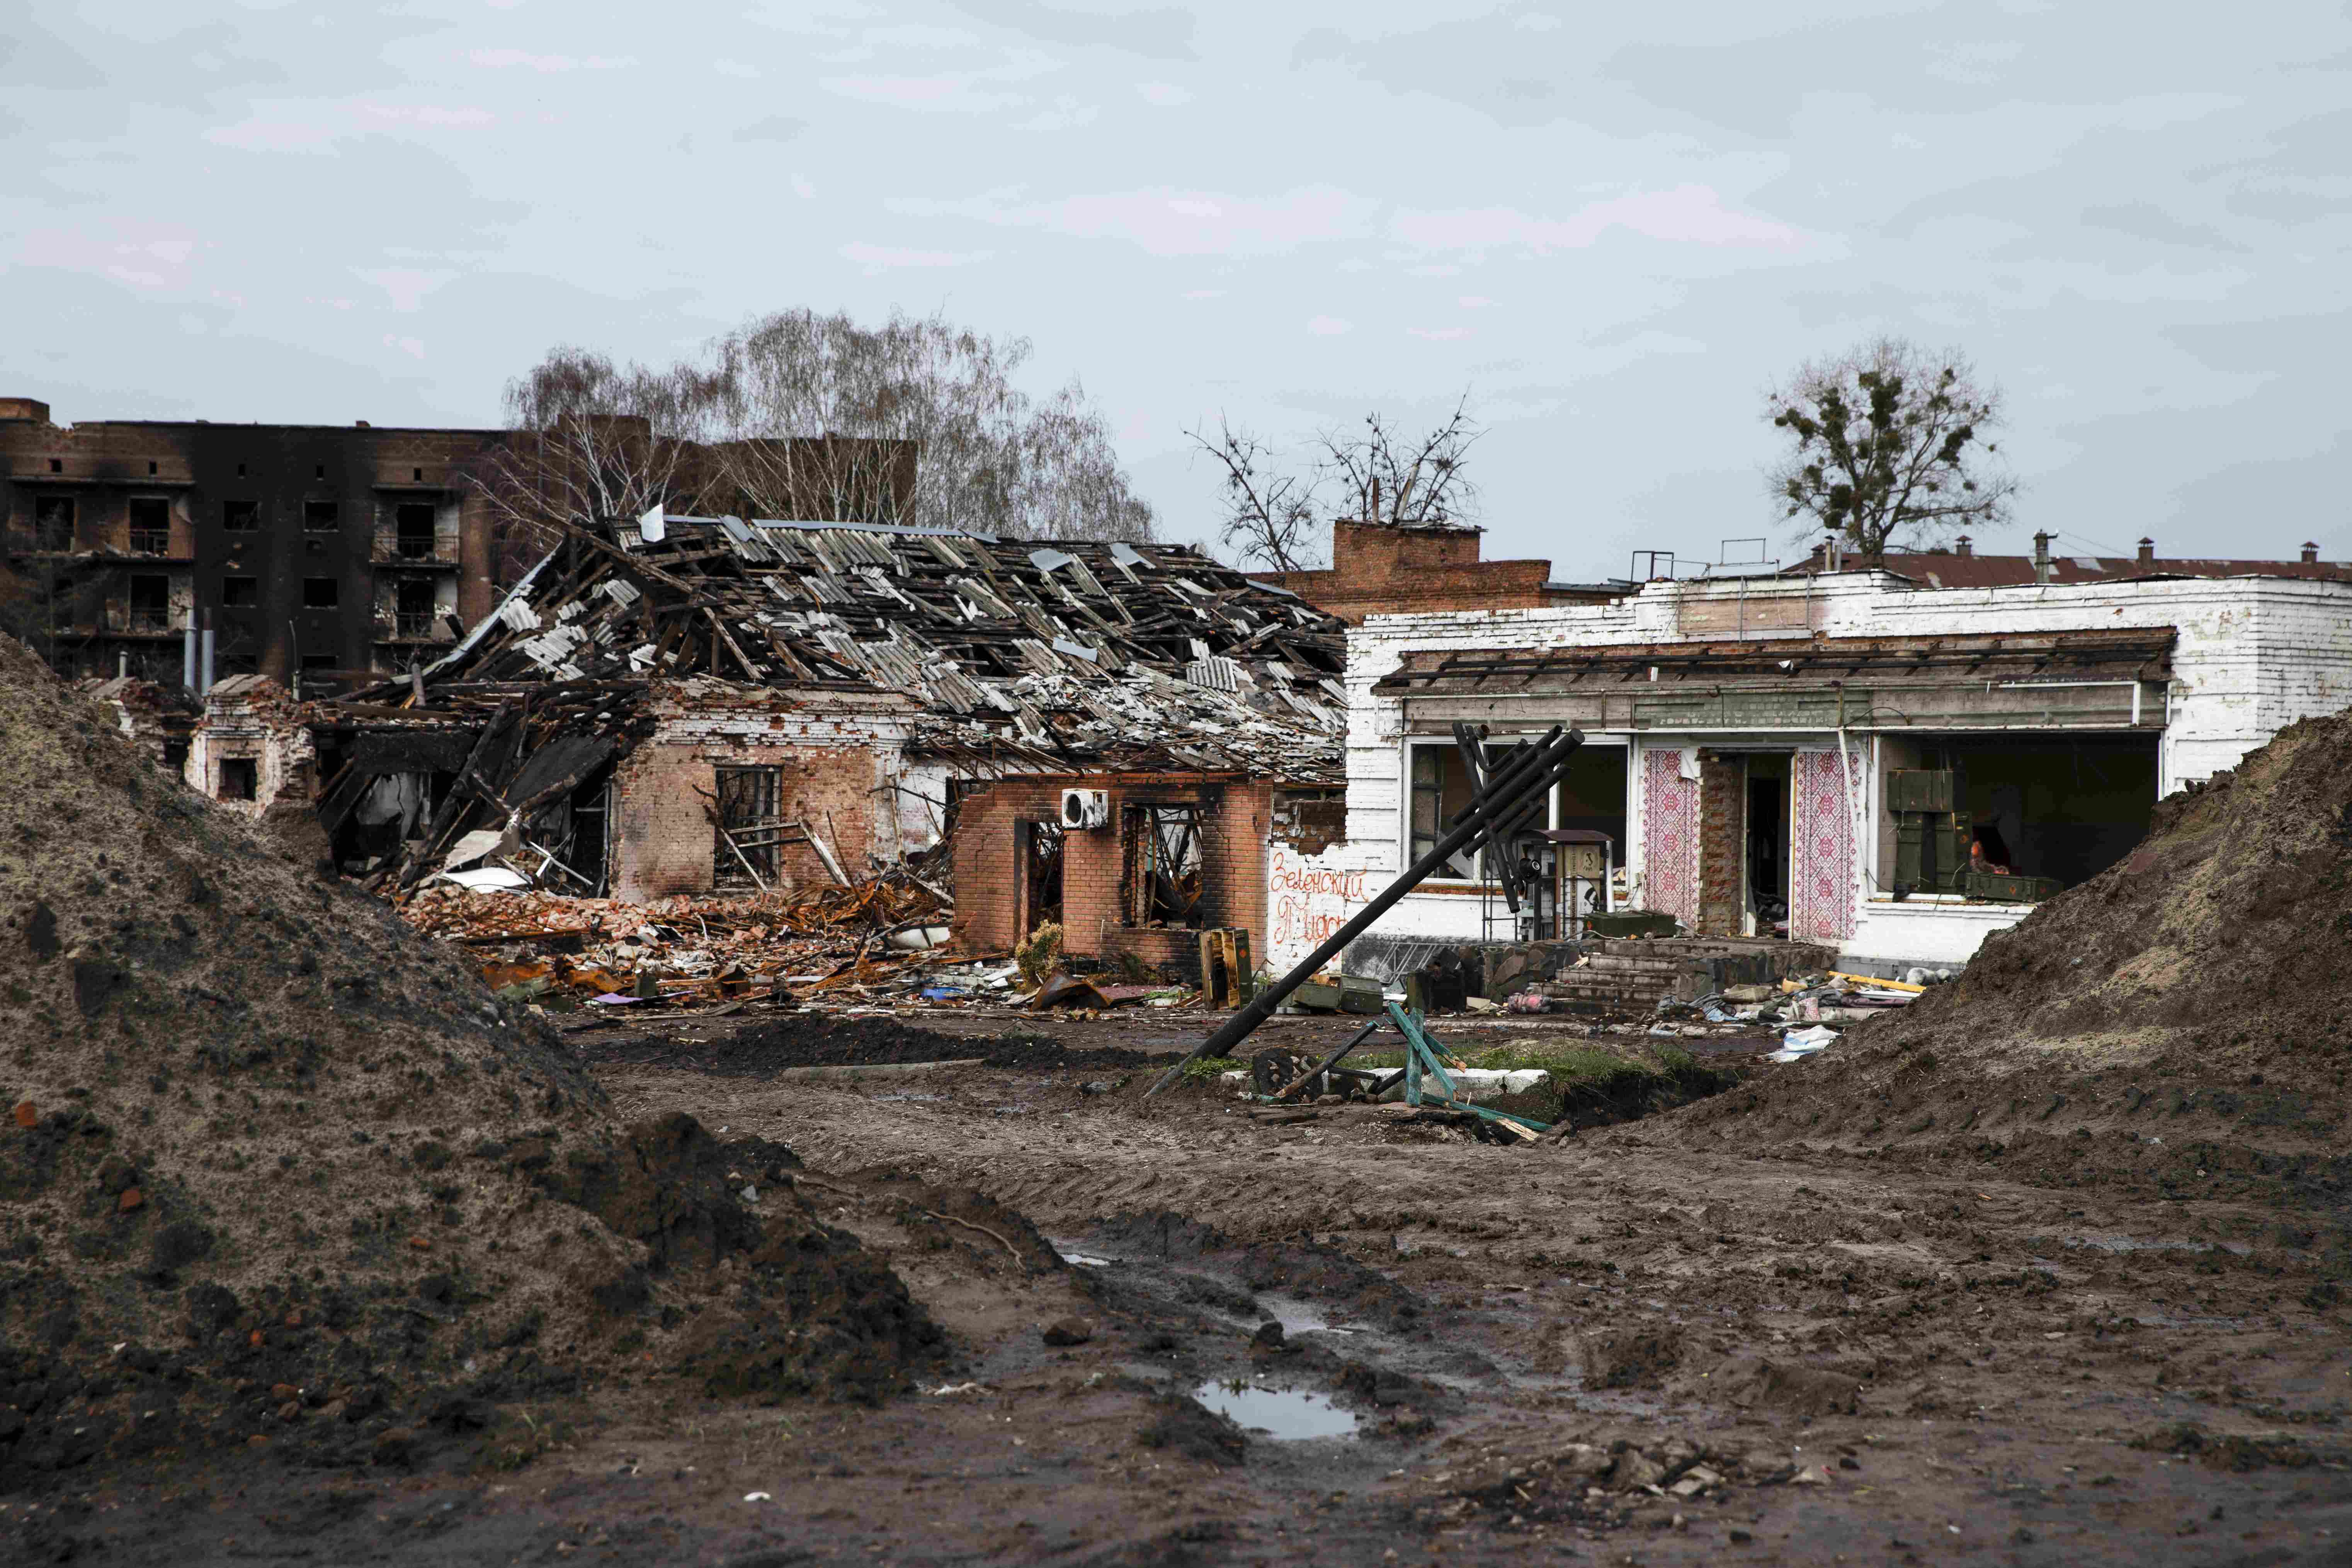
left=1181, top=1056, right=1244, bottom=1081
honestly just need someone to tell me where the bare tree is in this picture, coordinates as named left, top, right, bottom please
left=1185, top=414, right=1322, bottom=571
left=1186, top=393, right=1483, bottom=571
left=469, top=348, right=702, bottom=566
left=1316, top=395, right=1483, bottom=529
left=1766, top=337, right=2019, bottom=562
left=484, top=310, right=1156, bottom=545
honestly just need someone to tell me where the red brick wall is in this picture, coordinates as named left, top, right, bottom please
left=1248, top=520, right=1566, bottom=624
left=1696, top=751, right=1746, bottom=937
left=950, top=774, right=1274, bottom=979
left=612, top=738, right=878, bottom=902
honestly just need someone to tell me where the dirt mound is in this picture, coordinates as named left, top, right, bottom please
left=592, top=1015, right=1179, bottom=1076
left=1663, top=711, right=2352, bottom=1225
left=0, top=643, right=940, bottom=1479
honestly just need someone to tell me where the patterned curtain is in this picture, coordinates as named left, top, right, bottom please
left=1789, top=747, right=1862, bottom=942
left=1639, top=747, right=1699, bottom=928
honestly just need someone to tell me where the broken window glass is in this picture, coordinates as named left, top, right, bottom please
left=1409, top=744, right=1482, bottom=879
left=305, top=500, right=339, bottom=531
left=222, top=500, right=259, bottom=531
left=1126, top=804, right=1205, bottom=927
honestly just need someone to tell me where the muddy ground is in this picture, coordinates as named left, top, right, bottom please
left=10, top=1008, right=2352, bottom=1565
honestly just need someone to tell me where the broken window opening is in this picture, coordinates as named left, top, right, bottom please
left=1124, top=803, right=1206, bottom=928
left=302, top=577, right=339, bottom=609
left=1018, top=818, right=1064, bottom=937
left=712, top=765, right=784, bottom=889
left=304, top=500, right=339, bottom=532
left=222, top=500, right=259, bottom=532
left=1882, top=735, right=2159, bottom=901
left=33, top=496, right=74, bottom=551
left=395, top=502, right=438, bottom=560
left=395, top=578, right=436, bottom=638
left=128, top=497, right=171, bottom=554
left=217, top=757, right=258, bottom=801
left=126, top=574, right=170, bottom=634
left=522, top=778, right=612, bottom=896
left=221, top=576, right=259, bottom=609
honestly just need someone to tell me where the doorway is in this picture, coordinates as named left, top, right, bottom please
left=1745, top=753, right=1791, bottom=937
left=1016, top=819, right=1064, bottom=939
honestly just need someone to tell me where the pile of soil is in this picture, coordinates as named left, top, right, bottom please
left=1668, top=711, right=2352, bottom=1230
left=0, top=645, right=940, bottom=1477
left=594, top=1015, right=1180, bottom=1076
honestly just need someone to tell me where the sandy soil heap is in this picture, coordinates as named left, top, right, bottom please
left=1674, top=711, right=2352, bottom=1236
left=0, top=644, right=940, bottom=1478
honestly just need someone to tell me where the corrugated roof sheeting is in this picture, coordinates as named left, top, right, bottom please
left=346, top=516, right=1347, bottom=780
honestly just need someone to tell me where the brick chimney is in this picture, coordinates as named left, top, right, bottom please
left=1954, top=535, right=1973, bottom=558
left=2033, top=531, right=2053, bottom=585
left=2137, top=537, right=2155, bottom=564
left=2303, top=542, right=2321, bottom=564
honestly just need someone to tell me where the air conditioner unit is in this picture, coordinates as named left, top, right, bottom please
left=1059, top=788, right=1110, bottom=830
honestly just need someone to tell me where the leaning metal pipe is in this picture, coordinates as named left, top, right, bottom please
left=1144, top=726, right=1585, bottom=1097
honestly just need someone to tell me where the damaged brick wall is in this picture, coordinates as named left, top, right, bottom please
left=613, top=738, right=878, bottom=903
left=604, top=695, right=931, bottom=903
left=950, top=775, right=1275, bottom=980
left=1248, top=520, right=1572, bottom=626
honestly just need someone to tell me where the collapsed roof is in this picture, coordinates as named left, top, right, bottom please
left=352, top=515, right=1350, bottom=780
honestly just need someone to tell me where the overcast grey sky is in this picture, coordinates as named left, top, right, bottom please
left=5, top=2, right=2347, bottom=578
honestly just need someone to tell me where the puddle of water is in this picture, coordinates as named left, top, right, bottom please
left=1192, top=1380, right=1359, bottom=1440
left=1253, top=1292, right=1346, bottom=1336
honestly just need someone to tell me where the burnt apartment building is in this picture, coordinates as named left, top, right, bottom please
left=0, top=398, right=922, bottom=692
left=0, top=397, right=509, bottom=689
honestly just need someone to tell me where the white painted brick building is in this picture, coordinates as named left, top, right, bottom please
left=1264, top=570, right=2352, bottom=972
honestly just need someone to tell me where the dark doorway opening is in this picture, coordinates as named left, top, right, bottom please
left=1017, top=819, right=1064, bottom=938
left=1746, top=753, right=1790, bottom=936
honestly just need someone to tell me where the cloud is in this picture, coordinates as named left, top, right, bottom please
left=1181, top=288, right=1225, bottom=299
left=354, top=103, right=500, bottom=129
left=822, top=74, right=1027, bottom=112
left=1392, top=185, right=1806, bottom=254
left=381, top=333, right=425, bottom=360
left=1408, top=326, right=1474, bottom=340
left=1020, top=97, right=1100, bottom=131
left=466, top=49, right=634, bottom=71
left=17, top=221, right=202, bottom=291
left=1459, top=295, right=1496, bottom=308
left=840, top=241, right=995, bottom=271
left=1137, top=82, right=1189, bottom=105
left=714, top=59, right=761, bottom=78
left=1306, top=315, right=1353, bottom=335
left=203, top=117, right=336, bottom=153
left=737, top=115, right=808, bottom=143
left=892, top=185, right=1377, bottom=256
left=354, top=268, right=457, bottom=312
left=791, top=173, right=818, bottom=199
left=938, top=2, right=1197, bottom=61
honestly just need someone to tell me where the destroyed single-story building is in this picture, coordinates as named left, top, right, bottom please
left=200, top=513, right=1350, bottom=977
left=1274, top=565, right=2352, bottom=972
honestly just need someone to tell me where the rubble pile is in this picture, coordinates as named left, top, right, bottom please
left=0, top=641, right=942, bottom=1477
left=1672, top=709, right=2352, bottom=1213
